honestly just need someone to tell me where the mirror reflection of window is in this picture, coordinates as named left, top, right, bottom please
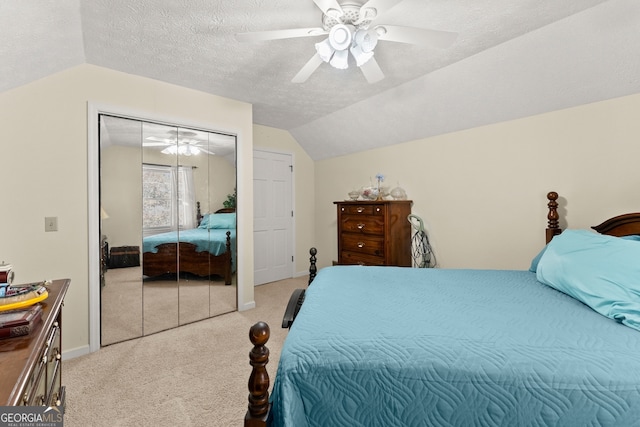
left=142, top=165, right=196, bottom=235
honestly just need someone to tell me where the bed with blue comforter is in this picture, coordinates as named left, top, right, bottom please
left=244, top=205, right=640, bottom=427
left=142, top=212, right=236, bottom=284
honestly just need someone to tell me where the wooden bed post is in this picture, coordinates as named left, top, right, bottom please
left=196, top=201, right=203, bottom=226
left=245, top=322, right=271, bottom=427
left=225, top=230, right=232, bottom=285
left=545, top=191, right=561, bottom=244
left=308, top=247, right=317, bottom=285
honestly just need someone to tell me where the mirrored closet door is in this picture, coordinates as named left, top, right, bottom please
left=99, top=115, right=237, bottom=346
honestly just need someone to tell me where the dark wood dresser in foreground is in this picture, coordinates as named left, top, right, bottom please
left=335, top=200, right=413, bottom=266
left=0, top=278, right=70, bottom=406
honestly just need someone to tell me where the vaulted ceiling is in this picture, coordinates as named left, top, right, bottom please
left=1, top=0, right=639, bottom=160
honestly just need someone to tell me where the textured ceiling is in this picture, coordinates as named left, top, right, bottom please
left=1, top=0, right=639, bottom=160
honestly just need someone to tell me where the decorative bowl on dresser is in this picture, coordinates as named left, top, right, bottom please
left=334, top=200, right=413, bottom=266
left=0, top=278, right=70, bottom=407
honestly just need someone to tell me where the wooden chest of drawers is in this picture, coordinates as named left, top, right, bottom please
left=335, top=200, right=412, bottom=266
left=0, top=279, right=69, bottom=407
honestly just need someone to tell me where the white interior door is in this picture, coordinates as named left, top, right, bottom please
left=253, top=150, right=293, bottom=285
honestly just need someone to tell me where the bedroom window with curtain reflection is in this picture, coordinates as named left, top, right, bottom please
left=142, top=164, right=196, bottom=236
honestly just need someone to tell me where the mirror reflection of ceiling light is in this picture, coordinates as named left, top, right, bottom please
left=161, top=145, right=201, bottom=156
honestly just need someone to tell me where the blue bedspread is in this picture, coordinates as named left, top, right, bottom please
left=143, top=228, right=236, bottom=271
left=270, top=266, right=640, bottom=427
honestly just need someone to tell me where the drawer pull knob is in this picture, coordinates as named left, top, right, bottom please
left=356, top=207, right=364, bottom=213
left=357, top=223, right=365, bottom=229
left=357, top=242, right=365, bottom=248
left=376, top=207, right=381, bottom=212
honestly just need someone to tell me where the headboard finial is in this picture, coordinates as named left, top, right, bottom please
left=546, top=191, right=560, bottom=243
left=309, top=247, right=317, bottom=285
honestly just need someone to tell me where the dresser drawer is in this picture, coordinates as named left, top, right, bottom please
left=340, top=251, right=385, bottom=266
left=340, top=204, right=384, bottom=215
left=24, top=354, right=47, bottom=405
left=47, top=348, right=62, bottom=407
left=341, top=233, right=384, bottom=257
left=45, top=323, right=62, bottom=406
left=340, top=215, right=384, bottom=235
left=23, top=319, right=60, bottom=406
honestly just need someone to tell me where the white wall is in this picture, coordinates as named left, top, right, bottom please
left=0, top=64, right=254, bottom=355
left=314, top=92, right=640, bottom=270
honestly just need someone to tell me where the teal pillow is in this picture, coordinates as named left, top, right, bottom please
left=536, top=229, right=640, bottom=331
left=206, top=213, right=236, bottom=229
left=529, top=234, right=639, bottom=272
left=199, top=214, right=211, bottom=229
left=528, top=246, right=548, bottom=273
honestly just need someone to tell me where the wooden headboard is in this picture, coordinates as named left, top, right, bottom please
left=215, top=207, right=236, bottom=213
left=545, top=191, right=640, bottom=243
left=592, top=213, right=640, bottom=237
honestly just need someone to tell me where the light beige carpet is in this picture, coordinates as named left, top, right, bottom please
left=64, top=276, right=307, bottom=427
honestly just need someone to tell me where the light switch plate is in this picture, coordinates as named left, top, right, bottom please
left=45, top=216, right=58, bottom=232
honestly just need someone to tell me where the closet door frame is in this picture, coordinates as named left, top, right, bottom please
left=87, top=102, right=241, bottom=353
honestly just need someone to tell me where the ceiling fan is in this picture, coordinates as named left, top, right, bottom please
left=144, top=130, right=215, bottom=156
left=236, top=0, right=457, bottom=83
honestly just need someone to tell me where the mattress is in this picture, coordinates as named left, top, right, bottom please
left=270, top=266, right=640, bottom=426
left=142, top=228, right=235, bottom=256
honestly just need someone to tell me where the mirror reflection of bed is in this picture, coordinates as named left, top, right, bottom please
left=99, top=114, right=237, bottom=346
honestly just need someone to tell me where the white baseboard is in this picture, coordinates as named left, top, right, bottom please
left=239, top=301, right=256, bottom=311
left=63, top=344, right=92, bottom=361
left=294, top=270, right=310, bottom=278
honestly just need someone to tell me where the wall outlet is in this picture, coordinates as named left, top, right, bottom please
left=45, top=217, right=58, bottom=232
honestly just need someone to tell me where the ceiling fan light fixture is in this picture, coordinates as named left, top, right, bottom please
left=161, top=144, right=201, bottom=156
left=328, top=24, right=353, bottom=51
left=329, top=49, right=349, bottom=69
left=161, top=145, right=178, bottom=155
left=315, top=38, right=335, bottom=62
left=350, top=44, right=374, bottom=67
left=185, top=146, right=201, bottom=156
left=354, top=28, right=378, bottom=53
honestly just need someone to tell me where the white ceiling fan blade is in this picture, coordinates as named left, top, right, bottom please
left=375, top=25, right=458, bottom=49
left=236, top=27, right=326, bottom=42
left=312, top=0, right=344, bottom=18
left=143, top=142, right=170, bottom=147
left=360, top=57, right=385, bottom=83
left=356, top=0, right=403, bottom=23
left=292, top=53, right=325, bottom=83
left=145, top=136, right=172, bottom=143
